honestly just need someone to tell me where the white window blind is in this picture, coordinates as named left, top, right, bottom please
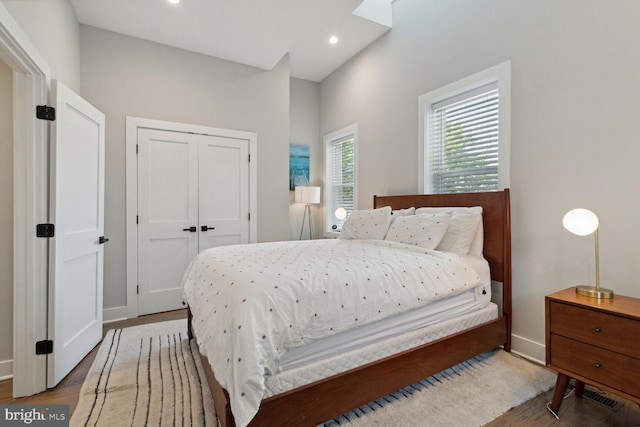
left=324, top=123, right=358, bottom=236
left=429, top=82, right=500, bottom=193
left=326, top=135, right=355, bottom=232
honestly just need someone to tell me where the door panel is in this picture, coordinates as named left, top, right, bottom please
left=148, top=237, right=192, bottom=291
left=137, top=129, right=199, bottom=315
left=198, top=135, right=249, bottom=252
left=48, top=80, right=105, bottom=387
left=61, top=253, right=99, bottom=344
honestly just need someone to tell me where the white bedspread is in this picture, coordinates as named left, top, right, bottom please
left=182, top=239, right=483, bottom=427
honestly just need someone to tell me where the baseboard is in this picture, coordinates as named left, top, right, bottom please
left=510, top=333, right=545, bottom=365
left=0, top=359, right=13, bottom=380
left=103, top=306, right=128, bottom=323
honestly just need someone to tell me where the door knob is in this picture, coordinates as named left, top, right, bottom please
left=182, top=226, right=197, bottom=232
left=99, top=236, right=109, bottom=244
left=201, top=226, right=216, bottom=232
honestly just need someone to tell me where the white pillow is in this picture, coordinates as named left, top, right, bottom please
left=436, top=212, right=482, bottom=255
left=338, top=206, right=392, bottom=240
left=390, top=207, right=416, bottom=223
left=384, top=212, right=452, bottom=250
left=415, top=206, right=483, bottom=255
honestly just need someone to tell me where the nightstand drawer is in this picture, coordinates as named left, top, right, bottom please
left=549, top=301, right=640, bottom=358
left=550, top=334, right=640, bottom=398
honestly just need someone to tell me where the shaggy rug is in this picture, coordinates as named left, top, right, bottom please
left=71, top=319, right=556, bottom=427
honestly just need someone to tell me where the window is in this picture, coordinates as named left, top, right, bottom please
left=324, top=124, right=357, bottom=236
left=419, top=61, right=511, bottom=193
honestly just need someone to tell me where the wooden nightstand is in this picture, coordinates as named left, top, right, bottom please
left=545, top=288, right=640, bottom=415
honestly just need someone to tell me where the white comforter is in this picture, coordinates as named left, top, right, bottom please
left=182, top=239, right=482, bottom=427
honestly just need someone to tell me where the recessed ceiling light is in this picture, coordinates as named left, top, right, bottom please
left=168, top=0, right=180, bottom=4
left=329, top=36, right=339, bottom=45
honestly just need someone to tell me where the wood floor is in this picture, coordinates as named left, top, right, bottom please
left=2, top=309, right=639, bottom=426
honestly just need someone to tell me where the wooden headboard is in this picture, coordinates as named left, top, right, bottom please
left=373, top=189, right=511, bottom=288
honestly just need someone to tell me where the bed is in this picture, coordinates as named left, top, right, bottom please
left=185, top=189, right=511, bottom=427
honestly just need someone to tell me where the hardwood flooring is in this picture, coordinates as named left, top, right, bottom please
left=487, top=380, right=640, bottom=426
left=2, top=309, right=639, bottom=426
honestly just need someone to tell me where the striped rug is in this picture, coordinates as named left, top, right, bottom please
left=71, top=319, right=214, bottom=426
left=72, top=320, right=556, bottom=427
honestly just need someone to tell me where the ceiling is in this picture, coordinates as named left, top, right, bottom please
left=70, top=0, right=392, bottom=82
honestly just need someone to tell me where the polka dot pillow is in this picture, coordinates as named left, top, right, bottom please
left=338, top=206, right=392, bottom=240
left=384, top=211, right=452, bottom=250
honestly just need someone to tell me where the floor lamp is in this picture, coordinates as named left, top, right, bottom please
left=295, top=186, right=320, bottom=240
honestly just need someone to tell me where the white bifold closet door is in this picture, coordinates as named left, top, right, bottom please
left=137, top=128, right=249, bottom=315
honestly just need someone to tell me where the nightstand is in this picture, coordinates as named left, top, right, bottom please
left=545, top=288, right=640, bottom=415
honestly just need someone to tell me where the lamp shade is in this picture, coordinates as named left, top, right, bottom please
left=563, top=208, right=599, bottom=236
left=335, top=207, right=347, bottom=220
left=295, top=186, right=321, bottom=204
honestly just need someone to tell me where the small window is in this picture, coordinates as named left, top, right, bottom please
left=420, top=61, right=511, bottom=193
left=324, top=124, right=358, bottom=236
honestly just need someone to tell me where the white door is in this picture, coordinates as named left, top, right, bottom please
left=48, top=80, right=105, bottom=387
left=137, top=129, right=199, bottom=315
left=198, top=135, right=249, bottom=251
left=137, top=129, right=250, bottom=315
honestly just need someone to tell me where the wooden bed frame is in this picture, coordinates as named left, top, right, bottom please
left=188, top=189, right=511, bottom=427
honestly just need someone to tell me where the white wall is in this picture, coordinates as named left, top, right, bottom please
left=289, top=78, right=322, bottom=240
left=320, top=0, right=640, bottom=361
left=79, top=26, right=291, bottom=313
left=0, top=59, right=13, bottom=377
left=1, top=0, right=80, bottom=92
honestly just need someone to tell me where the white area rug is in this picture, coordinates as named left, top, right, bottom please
left=72, top=319, right=556, bottom=427
left=71, top=319, right=214, bottom=427
left=322, top=349, right=556, bottom=426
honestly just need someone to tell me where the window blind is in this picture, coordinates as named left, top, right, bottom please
left=429, top=83, right=499, bottom=193
left=327, top=137, right=355, bottom=230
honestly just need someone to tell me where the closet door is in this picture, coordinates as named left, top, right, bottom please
left=137, top=128, right=251, bottom=315
left=137, top=129, right=198, bottom=315
left=198, top=135, right=250, bottom=251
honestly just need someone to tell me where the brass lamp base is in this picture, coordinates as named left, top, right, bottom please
left=575, top=285, right=614, bottom=299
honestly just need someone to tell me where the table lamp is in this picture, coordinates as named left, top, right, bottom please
left=562, top=208, right=613, bottom=299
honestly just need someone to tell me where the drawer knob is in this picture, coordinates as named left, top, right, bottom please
left=595, top=362, right=602, bottom=369
left=594, top=327, right=602, bottom=333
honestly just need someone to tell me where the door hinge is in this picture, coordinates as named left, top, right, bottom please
left=137, top=285, right=139, bottom=294
left=248, top=213, right=251, bottom=221
left=35, top=340, right=53, bottom=355
left=36, top=223, right=55, bottom=238
left=136, top=215, right=139, bottom=224
left=248, top=154, right=251, bottom=162
left=136, top=144, right=139, bottom=154
left=36, top=105, right=56, bottom=121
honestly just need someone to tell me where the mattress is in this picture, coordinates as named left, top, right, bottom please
left=265, top=302, right=498, bottom=397
left=277, top=287, right=488, bottom=370
left=277, top=255, right=491, bottom=371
